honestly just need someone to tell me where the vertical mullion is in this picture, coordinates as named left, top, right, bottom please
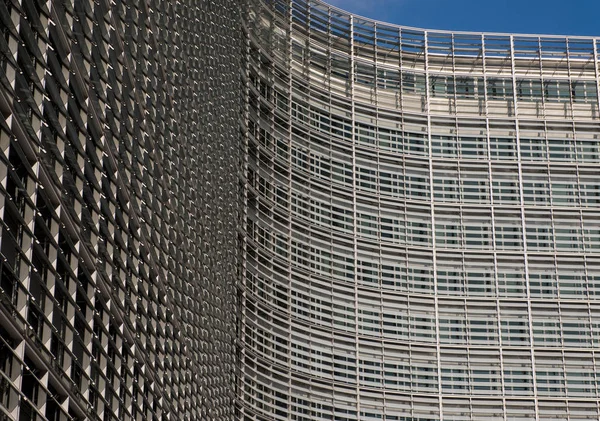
left=510, top=33, right=540, bottom=421
left=287, top=0, right=294, bottom=414
left=482, top=33, right=508, bottom=419
left=423, top=29, right=443, bottom=420
left=349, top=14, right=361, bottom=418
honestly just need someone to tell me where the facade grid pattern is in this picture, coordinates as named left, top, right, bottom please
left=241, top=0, right=600, bottom=420
left=0, top=1, right=240, bottom=421
left=2, top=0, right=600, bottom=420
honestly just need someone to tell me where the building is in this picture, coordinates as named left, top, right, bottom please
left=240, top=0, right=600, bottom=420
left=2, top=0, right=600, bottom=421
left=0, top=1, right=239, bottom=420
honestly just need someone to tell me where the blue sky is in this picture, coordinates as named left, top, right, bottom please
left=326, top=0, right=600, bottom=37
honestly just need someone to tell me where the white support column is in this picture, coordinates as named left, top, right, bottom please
left=287, top=0, right=294, bottom=414
left=349, top=14, right=361, bottom=418
left=481, top=33, right=508, bottom=420
left=423, top=29, right=443, bottom=420
left=509, top=34, right=539, bottom=421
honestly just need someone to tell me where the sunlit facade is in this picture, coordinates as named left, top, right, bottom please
left=3, top=0, right=600, bottom=420
left=241, top=0, right=600, bottom=419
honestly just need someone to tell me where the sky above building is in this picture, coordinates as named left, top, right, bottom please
left=326, top=0, right=600, bottom=37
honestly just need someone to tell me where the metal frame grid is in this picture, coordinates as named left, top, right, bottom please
left=241, top=0, right=600, bottom=420
left=0, top=1, right=240, bottom=420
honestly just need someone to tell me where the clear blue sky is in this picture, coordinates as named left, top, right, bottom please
left=326, top=0, right=600, bottom=37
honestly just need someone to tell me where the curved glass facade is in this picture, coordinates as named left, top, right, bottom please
left=0, top=1, right=240, bottom=420
left=241, top=0, right=600, bottom=419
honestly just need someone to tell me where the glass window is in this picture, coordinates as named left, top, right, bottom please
left=517, top=79, right=543, bottom=101
left=487, top=78, right=514, bottom=100
left=544, top=80, right=571, bottom=102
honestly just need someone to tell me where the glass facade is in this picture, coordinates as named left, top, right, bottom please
left=0, top=1, right=239, bottom=421
left=3, top=0, right=600, bottom=420
left=241, top=0, right=600, bottom=419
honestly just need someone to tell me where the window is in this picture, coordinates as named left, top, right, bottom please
left=517, top=79, right=543, bottom=101
left=487, top=78, right=514, bottom=100
left=544, top=80, right=571, bottom=102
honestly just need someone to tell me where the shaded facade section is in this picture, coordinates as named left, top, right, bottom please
left=0, top=1, right=240, bottom=421
left=240, top=0, right=600, bottom=420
